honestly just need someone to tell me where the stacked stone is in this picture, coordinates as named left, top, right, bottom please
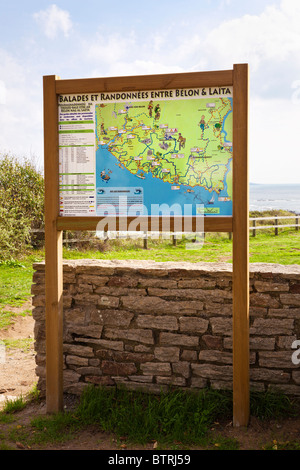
left=31, top=260, right=300, bottom=397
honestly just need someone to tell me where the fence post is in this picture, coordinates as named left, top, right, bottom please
left=296, top=217, right=299, bottom=232
left=275, top=217, right=278, bottom=236
left=143, top=231, right=148, bottom=249
left=252, top=219, right=256, bottom=237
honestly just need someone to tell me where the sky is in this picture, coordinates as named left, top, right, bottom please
left=0, top=0, right=300, bottom=184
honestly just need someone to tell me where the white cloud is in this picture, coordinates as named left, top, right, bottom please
left=0, top=48, right=43, bottom=159
left=249, top=96, right=300, bottom=184
left=82, top=0, right=300, bottom=85
left=33, top=4, right=72, bottom=39
left=0, top=81, right=6, bottom=104
left=86, top=32, right=137, bottom=63
left=201, top=0, right=300, bottom=70
left=83, top=29, right=186, bottom=77
left=98, top=60, right=183, bottom=78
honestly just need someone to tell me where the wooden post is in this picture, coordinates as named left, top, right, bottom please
left=252, top=219, right=256, bottom=237
left=275, top=217, right=278, bottom=236
left=232, top=64, right=250, bottom=427
left=43, top=75, right=64, bottom=413
left=143, top=231, right=148, bottom=249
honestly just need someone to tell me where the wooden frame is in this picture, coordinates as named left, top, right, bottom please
left=56, top=216, right=232, bottom=232
left=43, top=65, right=249, bottom=426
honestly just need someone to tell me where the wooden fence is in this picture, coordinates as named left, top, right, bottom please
left=249, top=215, right=299, bottom=236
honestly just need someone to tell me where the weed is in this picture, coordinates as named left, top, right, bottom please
left=75, top=386, right=233, bottom=446
left=250, top=390, right=297, bottom=420
left=30, top=412, right=81, bottom=445
left=263, top=440, right=300, bottom=450
left=0, top=387, right=298, bottom=450
left=2, top=396, right=27, bottom=414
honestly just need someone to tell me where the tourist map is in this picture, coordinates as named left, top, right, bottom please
left=58, top=87, right=233, bottom=217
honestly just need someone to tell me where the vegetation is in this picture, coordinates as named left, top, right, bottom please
left=0, top=255, right=37, bottom=329
left=1, top=396, right=27, bottom=415
left=0, top=153, right=44, bottom=260
left=0, top=386, right=298, bottom=450
left=74, top=386, right=233, bottom=446
left=1, top=338, right=34, bottom=352
left=62, top=228, right=300, bottom=265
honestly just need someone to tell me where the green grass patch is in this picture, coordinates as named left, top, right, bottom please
left=0, top=262, right=33, bottom=308
left=250, top=390, right=298, bottom=420
left=23, top=386, right=234, bottom=448
left=62, top=233, right=233, bottom=263
left=207, top=435, right=240, bottom=450
left=62, top=228, right=299, bottom=265
left=1, top=396, right=27, bottom=414
left=264, top=440, right=300, bottom=450
left=0, top=253, right=42, bottom=330
left=0, top=412, right=16, bottom=424
left=249, top=230, right=300, bottom=264
left=0, top=386, right=297, bottom=450
left=74, top=386, right=233, bottom=446
left=0, top=310, right=18, bottom=330
left=2, top=338, right=34, bottom=352
left=29, top=412, right=82, bottom=445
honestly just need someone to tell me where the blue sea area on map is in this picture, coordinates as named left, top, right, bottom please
left=95, top=146, right=232, bottom=217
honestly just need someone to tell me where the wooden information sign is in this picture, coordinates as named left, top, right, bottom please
left=43, top=64, right=249, bottom=426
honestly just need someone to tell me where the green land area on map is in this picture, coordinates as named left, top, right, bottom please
left=95, top=95, right=233, bottom=197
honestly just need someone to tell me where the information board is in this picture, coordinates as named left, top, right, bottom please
left=44, top=65, right=249, bottom=427
left=58, top=86, right=233, bottom=218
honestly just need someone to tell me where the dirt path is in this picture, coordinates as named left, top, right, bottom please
left=0, top=303, right=37, bottom=408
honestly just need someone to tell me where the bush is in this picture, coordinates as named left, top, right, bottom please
left=0, top=154, right=44, bottom=259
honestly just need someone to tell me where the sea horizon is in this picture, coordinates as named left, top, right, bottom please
left=249, top=182, right=300, bottom=215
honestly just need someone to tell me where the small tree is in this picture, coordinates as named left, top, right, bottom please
left=0, top=154, right=44, bottom=259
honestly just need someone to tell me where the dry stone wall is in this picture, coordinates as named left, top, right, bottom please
left=32, top=260, right=300, bottom=397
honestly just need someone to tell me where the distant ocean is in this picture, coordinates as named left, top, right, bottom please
left=250, top=184, right=300, bottom=215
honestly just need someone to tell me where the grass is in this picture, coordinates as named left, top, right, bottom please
left=263, top=440, right=300, bottom=450
left=0, top=260, right=33, bottom=308
left=250, top=390, right=298, bottom=419
left=63, top=234, right=233, bottom=263
left=0, top=386, right=298, bottom=450
left=0, top=254, right=42, bottom=329
left=75, top=386, right=233, bottom=446
left=249, top=231, right=300, bottom=264
left=1, top=338, right=34, bottom=352
left=62, top=228, right=300, bottom=265
left=0, top=386, right=241, bottom=449
left=1, top=396, right=27, bottom=414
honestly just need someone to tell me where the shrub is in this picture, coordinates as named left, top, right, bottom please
left=0, top=153, right=44, bottom=259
